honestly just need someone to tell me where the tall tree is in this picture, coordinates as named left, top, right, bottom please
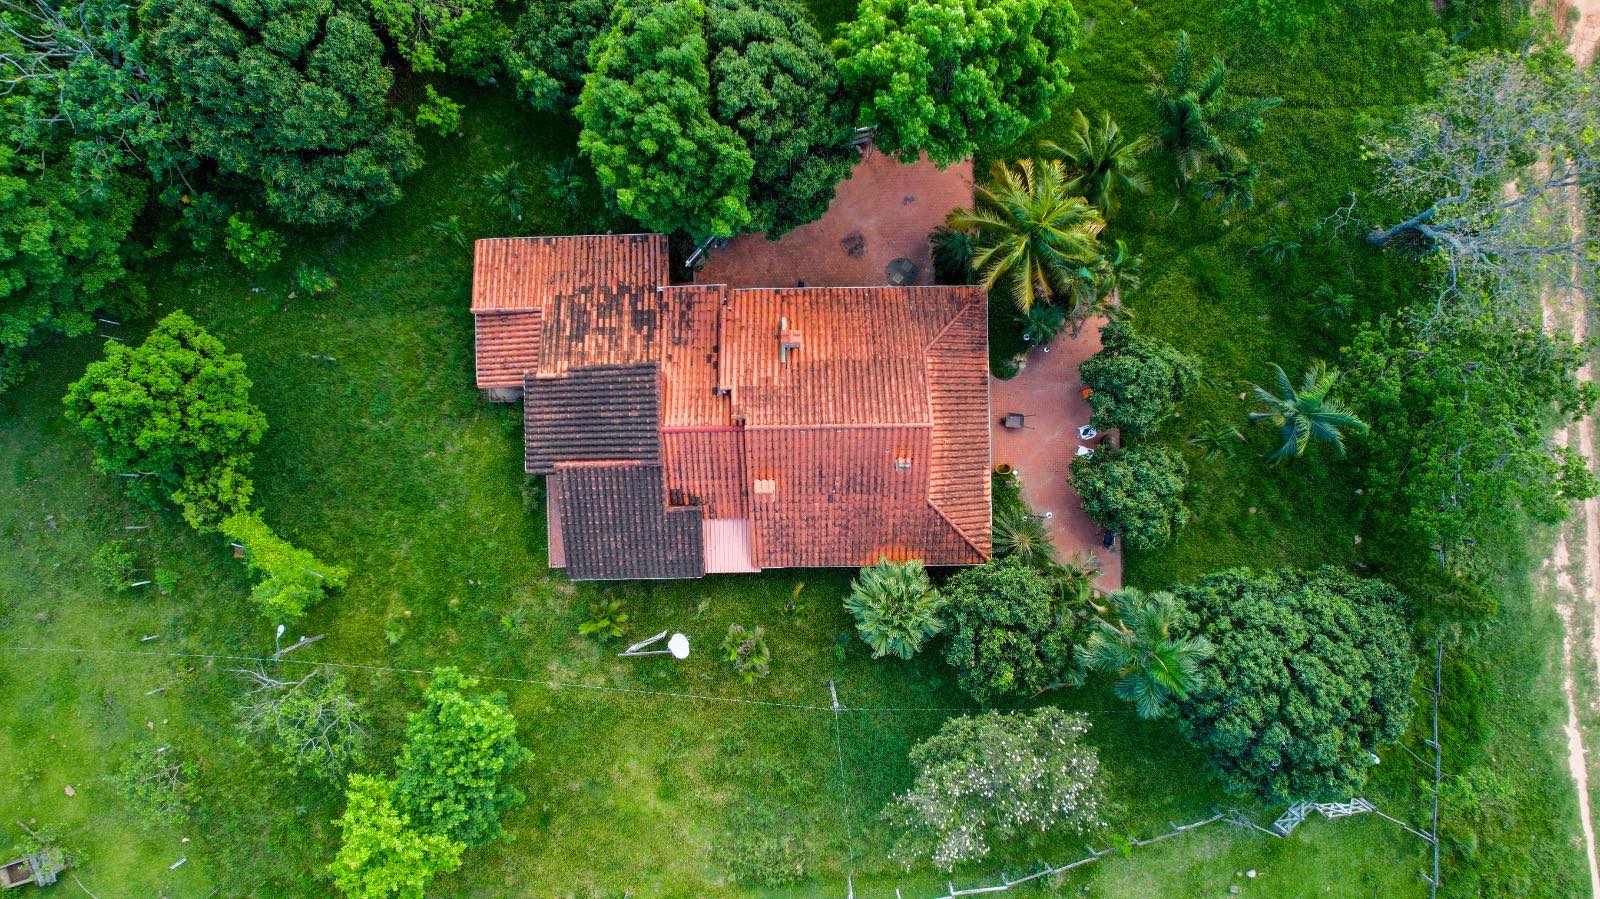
left=1148, top=31, right=1279, bottom=183
left=365, top=0, right=505, bottom=79
left=947, top=159, right=1104, bottom=313
left=1070, top=445, right=1189, bottom=548
left=143, top=0, right=421, bottom=226
left=505, top=0, right=611, bottom=113
left=834, top=0, right=1080, bottom=165
left=62, top=310, right=266, bottom=529
left=707, top=0, right=856, bottom=237
left=1365, top=53, right=1600, bottom=329
left=392, top=667, right=528, bottom=846
left=1080, top=320, right=1201, bottom=436
left=1084, top=587, right=1212, bottom=719
left=577, top=0, right=753, bottom=237
left=1248, top=360, right=1367, bottom=463
left=1174, top=567, right=1415, bottom=803
left=1041, top=109, right=1150, bottom=215
left=941, top=558, right=1082, bottom=704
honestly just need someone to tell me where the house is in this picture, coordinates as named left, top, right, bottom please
left=471, top=233, right=992, bottom=579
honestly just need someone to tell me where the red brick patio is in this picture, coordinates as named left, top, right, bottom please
left=694, top=150, right=973, bottom=288
left=991, top=329, right=1124, bottom=592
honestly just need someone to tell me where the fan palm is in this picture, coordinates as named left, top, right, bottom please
left=1084, top=587, right=1213, bottom=719
left=845, top=559, right=945, bottom=660
left=947, top=159, right=1105, bottom=313
left=992, top=504, right=1057, bottom=569
left=1041, top=109, right=1151, bottom=215
left=1249, top=361, right=1369, bottom=463
left=1149, top=32, right=1281, bottom=182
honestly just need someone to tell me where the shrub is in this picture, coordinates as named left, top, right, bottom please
left=884, top=707, right=1105, bottom=869
left=92, top=541, right=139, bottom=592
left=114, top=741, right=194, bottom=826
left=392, top=667, right=528, bottom=846
left=1070, top=445, right=1189, bottom=549
left=221, top=511, right=349, bottom=619
left=1174, top=567, right=1415, bottom=802
left=941, top=558, right=1081, bottom=703
left=63, top=310, right=266, bottom=529
left=237, top=669, right=369, bottom=781
left=990, top=503, right=1056, bottom=570
left=223, top=214, right=285, bottom=272
left=414, top=87, right=462, bottom=138
left=722, top=624, right=772, bottom=684
left=1080, top=321, right=1202, bottom=436
left=844, top=558, right=945, bottom=659
left=294, top=264, right=338, bottom=297
left=579, top=598, right=629, bottom=640
left=330, top=775, right=464, bottom=899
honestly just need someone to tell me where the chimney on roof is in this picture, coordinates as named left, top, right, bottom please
left=779, top=316, right=803, bottom=364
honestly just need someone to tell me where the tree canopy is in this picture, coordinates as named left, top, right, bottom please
left=63, top=311, right=266, bottom=529
left=1080, top=320, right=1201, bottom=436
left=941, top=558, right=1081, bottom=704
left=330, top=775, right=464, bottom=899
left=144, top=0, right=421, bottom=227
left=1174, top=567, right=1415, bottom=802
left=506, top=0, right=612, bottom=112
left=1070, top=445, right=1189, bottom=548
left=392, top=667, right=528, bottom=846
left=835, top=0, right=1080, bottom=165
left=577, top=0, right=753, bottom=237
left=365, top=0, right=506, bottom=79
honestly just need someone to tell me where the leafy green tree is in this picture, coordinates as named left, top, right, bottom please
left=835, top=0, right=1081, bottom=165
left=1080, top=321, right=1201, bottom=437
left=63, top=311, right=266, bottom=529
left=330, top=775, right=464, bottom=899
left=1149, top=32, right=1279, bottom=182
left=844, top=558, right=945, bottom=659
left=1174, top=567, right=1415, bottom=802
left=393, top=667, right=528, bottom=846
left=1070, top=445, right=1189, bottom=548
left=1084, top=587, right=1212, bottom=719
left=1248, top=360, right=1368, bottom=463
left=577, top=0, right=753, bottom=237
left=948, top=159, right=1104, bottom=313
left=883, top=707, right=1105, bottom=870
left=415, top=86, right=463, bottom=137
left=365, top=0, right=505, bottom=79
left=941, top=558, right=1081, bottom=704
left=707, top=0, right=855, bottom=237
left=221, top=511, right=349, bottom=619
left=506, top=0, right=612, bottom=113
left=114, top=741, right=195, bottom=826
left=1041, top=109, right=1150, bottom=215
left=237, top=668, right=369, bottom=781
left=223, top=214, right=286, bottom=272
left=1347, top=314, right=1598, bottom=563
left=144, top=0, right=422, bottom=226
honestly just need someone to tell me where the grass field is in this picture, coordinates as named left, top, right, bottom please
left=0, top=0, right=1586, bottom=895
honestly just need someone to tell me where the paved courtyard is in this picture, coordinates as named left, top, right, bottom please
left=694, top=149, right=973, bottom=288
left=990, top=327, right=1124, bottom=592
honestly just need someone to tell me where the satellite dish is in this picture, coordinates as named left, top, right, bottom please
left=667, top=633, right=690, bottom=659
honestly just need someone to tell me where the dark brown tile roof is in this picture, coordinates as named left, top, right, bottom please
left=524, top=364, right=662, bottom=475
left=474, top=310, right=542, bottom=389
left=662, top=428, right=747, bottom=518
left=552, top=463, right=704, bottom=580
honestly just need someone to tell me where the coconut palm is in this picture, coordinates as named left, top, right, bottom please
left=947, top=159, right=1105, bottom=313
left=1041, top=110, right=1151, bottom=215
left=1249, top=361, right=1369, bottom=463
left=1084, top=587, right=1213, bottom=719
left=1149, top=32, right=1280, bottom=182
left=992, top=504, right=1057, bottom=569
left=844, top=558, right=945, bottom=660
left=1094, top=239, right=1142, bottom=302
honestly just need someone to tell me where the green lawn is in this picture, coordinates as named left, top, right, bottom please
left=0, top=0, right=1585, bottom=895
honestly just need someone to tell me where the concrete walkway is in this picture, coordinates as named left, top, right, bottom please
left=990, top=326, right=1123, bottom=592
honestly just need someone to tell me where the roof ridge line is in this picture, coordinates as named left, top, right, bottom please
left=925, top=496, right=988, bottom=561
left=742, top=422, right=934, bottom=431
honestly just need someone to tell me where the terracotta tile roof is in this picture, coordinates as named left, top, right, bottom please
left=551, top=463, right=704, bottom=580
left=662, top=428, right=747, bottom=518
left=524, top=364, right=662, bottom=475
left=471, top=234, right=666, bottom=313
left=659, top=285, right=732, bottom=427
left=474, top=310, right=542, bottom=389
left=744, top=427, right=984, bottom=568
left=925, top=300, right=992, bottom=557
left=721, top=286, right=984, bottom=427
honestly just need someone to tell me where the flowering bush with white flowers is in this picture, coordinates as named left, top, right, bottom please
left=883, top=707, right=1106, bottom=870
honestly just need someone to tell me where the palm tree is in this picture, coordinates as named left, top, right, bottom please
left=1201, top=163, right=1258, bottom=212
left=1084, top=587, right=1213, bottom=719
left=845, top=559, right=946, bottom=660
left=1094, top=239, right=1142, bottom=301
left=1041, top=109, right=1151, bottom=215
left=992, top=504, right=1057, bottom=569
left=947, top=159, right=1105, bottom=313
left=1248, top=361, right=1369, bottom=463
left=1149, top=32, right=1281, bottom=183
left=482, top=162, right=530, bottom=221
